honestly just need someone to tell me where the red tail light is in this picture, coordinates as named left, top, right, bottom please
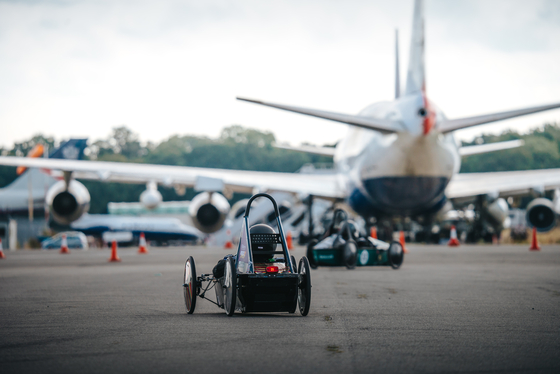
left=266, top=266, right=279, bottom=273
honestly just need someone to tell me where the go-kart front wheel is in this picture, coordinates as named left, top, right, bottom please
left=298, top=257, right=312, bottom=316
left=183, top=256, right=197, bottom=314
left=343, top=240, right=358, bottom=269
left=388, top=241, right=404, bottom=269
left=223, top=256, right=237, bottom=316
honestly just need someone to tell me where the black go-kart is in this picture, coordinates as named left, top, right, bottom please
left=307, top=209, right=404, bottom=270
left=183, top=193, right=311, bottom=316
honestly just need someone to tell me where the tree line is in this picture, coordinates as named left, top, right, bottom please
left=1, top=123, right=559, bottom=213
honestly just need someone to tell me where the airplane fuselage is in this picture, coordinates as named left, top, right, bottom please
left=71, top=214, right=200, bottom=242
left=334, top=93, right=461, bottom=218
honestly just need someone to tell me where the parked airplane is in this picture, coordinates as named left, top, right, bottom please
left=0, top=139, right=88, bottom=216
left=0, top=0, right=559, bottom=240
left=70, top=214, right=200, bottom=245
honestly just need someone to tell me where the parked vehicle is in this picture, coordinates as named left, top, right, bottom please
left=41, top=231, right=89, bottom=250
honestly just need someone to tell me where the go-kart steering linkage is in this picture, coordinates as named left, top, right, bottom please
left=196, top=274, right=220, bottom=307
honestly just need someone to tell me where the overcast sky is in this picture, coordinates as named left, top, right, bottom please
left=1, top=0, right=559, bottom=148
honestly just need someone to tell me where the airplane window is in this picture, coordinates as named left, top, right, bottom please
left=234, top=207, right=246, bottom=219
left=279, top=205, right=290, bottom=215
left=291, top=213, right=305, bottom=227
left=266, top=204, right=291, bottom=223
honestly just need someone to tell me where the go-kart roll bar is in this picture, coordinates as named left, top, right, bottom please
left=244, top=193, right=280, bottom=218
left=242, top=193, right=294, bottom=273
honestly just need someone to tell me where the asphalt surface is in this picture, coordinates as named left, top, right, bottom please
left=1, top=244, right=559, bottom=374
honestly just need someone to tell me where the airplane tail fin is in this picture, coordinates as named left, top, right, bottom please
left=404, top=0, right=425, bottom=96
left=49, top=138, right=88, bottom=160
left=0, top=138, right=89, bottom=192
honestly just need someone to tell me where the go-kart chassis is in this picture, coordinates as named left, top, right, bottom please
left=183, top=193, right=312, bottom=316
left=190, top=272, right=299, bottom=313
left=310, top=246, right=391, bottom=267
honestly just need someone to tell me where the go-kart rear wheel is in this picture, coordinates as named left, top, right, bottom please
left=388, top=241, right=404, bottom=269
left=343, top=240, right=358, bottom=269
left=288, top=254, right=298, bottom=314
left=223, top=256, right=237, bottom=316
left=298, top=257, right=311, bottom=316
left=306, top=239, right=318, bottom=269
left=183, top=256, right=197, bottom=314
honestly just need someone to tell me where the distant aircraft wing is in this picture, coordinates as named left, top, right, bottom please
left=237, top=97, right=402, bottom=134
left=458, top=140, right=524, bottom=156
left=439, top=102, right=560, bottom=134
left=447, top=169, right=560, bottom=199
left=274, top=144, right=336, bottom=157
left=0, top=157, right=346, bottom=200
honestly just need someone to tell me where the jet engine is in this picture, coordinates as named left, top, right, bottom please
left=140, top=183, right=163, bottom=209
left=485, top=197, right=509, bottom=228
left=526, top=198, right=559, bottom=232
left=229, top=199, right=250, bottom=220
left=46, top=180, right=91, bottom=225
left=189, top=192, right=230, bottom=233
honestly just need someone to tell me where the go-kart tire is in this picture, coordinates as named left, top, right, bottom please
left=343, top=240, right=358, bottom=269
left=298, top=257, right=311, bottom=316
left=388, top=241, right=404, bottom=269
left=223, top=256, right=237, bottom=316
left=183, top=256, right=197, bottom=314
left=289, top=255, right=298, bottom=314
left=289, top=255, right=296, bottom=272
left=306, top=239, right=318, bottom=269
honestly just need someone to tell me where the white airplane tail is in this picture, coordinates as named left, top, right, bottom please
left=404, top=0, right=425, bottom=96
left=238, top=0, right=560, bottom=135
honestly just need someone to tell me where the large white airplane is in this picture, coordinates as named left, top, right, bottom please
left=1, top=0, right=560, bottom=238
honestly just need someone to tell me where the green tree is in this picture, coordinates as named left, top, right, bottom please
left=460, top=123, right=560, bottom=173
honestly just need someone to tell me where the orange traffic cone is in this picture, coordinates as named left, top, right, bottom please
left=399, top=231, right=409, bottom=254
left=60, top=234, right=70, bottom=254
left=0, top=238, right=5, bottom=259
left=138, top=232, right=148, bottom=254
left=448, top=225, right=460, bottom=247
left=492, top=234, right=499, bottom=245
left=224, top=229, right=233, bottom=249
left=529, top=227, right=540, bottom=251
left=370, top=226, right=378, bottom=239
left=287, top=231, right=294, bottom=250
left=108, top=240, right=121, bottom=262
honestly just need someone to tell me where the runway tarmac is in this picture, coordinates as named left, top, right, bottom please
left=1, top=244, right=559, bottom=374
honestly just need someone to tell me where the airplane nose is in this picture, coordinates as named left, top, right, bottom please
left=362, top=176, right=448, bottom=214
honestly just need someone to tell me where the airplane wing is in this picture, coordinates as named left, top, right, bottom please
left=237, top=97, right=403, bottom=134
left=458, top=140, right=524, bottom=156
left=439, top=102, right=560, bottom=134
left=274, top=144, right=336, bottom=157
left=0, top=156, right=346, bottom=200
left=447, top=169, right=560, bottom=199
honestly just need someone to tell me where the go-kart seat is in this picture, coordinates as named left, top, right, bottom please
left=339, top=220, right=360, bottom=241
left=250, top=224, right=278, bottom=262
